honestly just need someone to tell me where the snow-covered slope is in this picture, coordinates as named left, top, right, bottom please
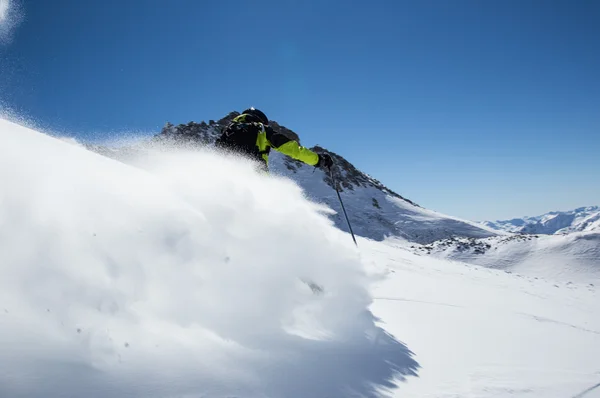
left=0, top=117, right=416, bottom=397
left=368, top=238, right=600, bottom=398
left=269, top=150, right=500, bottom=244
left=1, top=117, right=599, bottom=397
left=88, top=112, right=499, bottom=244
left=419, top=232, right=600, bottom=283
left=483, top=206, right=600, bottom=235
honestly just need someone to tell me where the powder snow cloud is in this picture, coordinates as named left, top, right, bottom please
left=0, top=0, right=23, bottom=44
left=0, top=117, right=418, bottom=397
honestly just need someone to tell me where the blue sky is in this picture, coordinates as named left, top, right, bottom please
left=0, top=0, right=598, bottom=221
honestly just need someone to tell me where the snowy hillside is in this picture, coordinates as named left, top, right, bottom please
left=483, top=206, right=600, bottom=235
left=2, top=116, right=600, bottom=398
left=0, top=117, right=415, bottom=397
left=368, top=237, right=600, bottom=398
left=417, top=232, right=600, bottom=283
left=88, top=111, right=499, bottom=244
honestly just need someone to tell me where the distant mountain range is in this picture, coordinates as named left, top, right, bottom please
left=482, top=206, right=600, bottom=235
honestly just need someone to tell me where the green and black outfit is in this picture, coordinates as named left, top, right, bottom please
left=216, top=112, right=329, bottom=170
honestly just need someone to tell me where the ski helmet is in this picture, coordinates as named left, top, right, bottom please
left=242, top=107, right=269, bottom=125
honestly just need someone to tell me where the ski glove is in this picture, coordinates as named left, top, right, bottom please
left=317, top=153, right=334, bottom=170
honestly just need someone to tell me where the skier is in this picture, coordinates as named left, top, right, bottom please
left=215, top=107, right=333, bottom=171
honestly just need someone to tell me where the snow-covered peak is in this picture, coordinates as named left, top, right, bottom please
left=89, top=111, right=498, bottom=244
left=483, top=206, right=600, bottom=235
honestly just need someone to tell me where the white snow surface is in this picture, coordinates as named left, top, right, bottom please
left=369, top=237, right=600, bottom=398
left=1, top=117, right=599, bottom=397
left=422, top=233, right=600, bottom=284
left=483, top=206, right=600, bottom=235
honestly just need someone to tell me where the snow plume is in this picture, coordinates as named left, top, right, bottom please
left=0, top=117, right=418, bottom=398
left=0, top=0, right=23, bottom=44
left=0, top=0, right=9, bottom=22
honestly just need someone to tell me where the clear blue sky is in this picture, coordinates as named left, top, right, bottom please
left=1, top=0, right=598, bottom=221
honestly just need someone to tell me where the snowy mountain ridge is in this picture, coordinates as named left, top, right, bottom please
left=87, top=111, right=499, bottom=244
left=81, top=113, right=600, bottom=279
left=482, top=205, right=600, bottom=235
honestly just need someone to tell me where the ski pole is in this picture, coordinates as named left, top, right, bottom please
left=329, top=167, right=358, bottom=247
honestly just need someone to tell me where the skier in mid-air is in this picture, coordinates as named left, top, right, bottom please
left=215, top=107, right=333, bottom=171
